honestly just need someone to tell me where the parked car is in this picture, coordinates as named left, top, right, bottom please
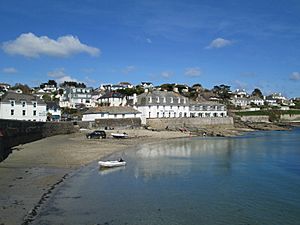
left=86, top=130, right=106, bottom=139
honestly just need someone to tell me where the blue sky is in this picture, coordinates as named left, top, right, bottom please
left=0, top=0, right=300, bottom=97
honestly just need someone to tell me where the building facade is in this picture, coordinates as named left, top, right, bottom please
left=60, top=87, right=93, bottom=108
left=0, top=91, right=47, bottom=121
left=135, top=91, right=190, bottom=124
left=82, top=106, right=141, bottom=121
left=189, top=102, right=227, bottom=118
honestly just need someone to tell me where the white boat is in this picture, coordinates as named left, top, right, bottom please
left=111, top=133, right=128, bottom=139
left=98, top=160, right=126, bottom=168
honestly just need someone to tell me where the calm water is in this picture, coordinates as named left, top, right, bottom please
left=34, top=129, right=300, bottom=225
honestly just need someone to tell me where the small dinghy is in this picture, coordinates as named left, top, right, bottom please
left=111, top=133, right=128, bottom=139
left=98, top=159, right=126, bottom=168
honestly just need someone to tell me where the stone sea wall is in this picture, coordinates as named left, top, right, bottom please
left=146, top=117, right=234, bottom=130
left=78, top=118, right=142, bottom=129
left=280, top=114, right=300, bottom=122
left=240, top=116, right=270, bottom=123
left=0, top=119, right=77, bottom=161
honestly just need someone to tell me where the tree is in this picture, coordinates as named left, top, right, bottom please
left=11, top=83, right=32, bottom=94
left=212, top=84, right=231, bottom=103
left=252, top=88, right=263, bottom=98
left=160, top=83, right=175, bottom=91
left=60, top=81, right=86, bottom=88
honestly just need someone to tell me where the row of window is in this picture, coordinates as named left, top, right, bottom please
left=148, top=97, right=187, bottom=104
left=11, top=109, right=37, bottom=116
left=10, top=100, right=37, bottom=107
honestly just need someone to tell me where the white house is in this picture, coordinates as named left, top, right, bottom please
left=60, top=87, right=93, bottom=108
left=230, top=97, right=250, bottom=108
left=46, top=101, right=61, bottom=121
left=249, top=96, right=264, bottom=106
left=97, top=92, right=126, bottom=106
left=189, top=102, right=227, bottom=118
left=82, top=106, right=141, bottom=121
left=140, top=82, right=154, bottom=90
left=135, top=91, right=190, bottom=124
left=0, top=91, right=47, bottom=121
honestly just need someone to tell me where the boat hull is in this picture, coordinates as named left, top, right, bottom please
left=98, top=161, right=126, bottom=168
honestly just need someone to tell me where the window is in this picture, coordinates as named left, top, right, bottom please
left=10, top=100, right=15, bottom=106
left=22, top=101, right=26, bottom=107
left=33, top=110, right=37, bottom=116
left=33, top=102, right=37, bottom=108
left=11, top=109, right=14, bottom=115
left=22, top=110, right=26, bottom=116
left=114, top=114, right=117, bottom=118
left=157, top=112, right=159, bottom=118
left=122, top=114, right=125, bottom=118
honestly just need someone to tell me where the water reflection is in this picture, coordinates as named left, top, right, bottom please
left=132, top=137, right=238, bottom=179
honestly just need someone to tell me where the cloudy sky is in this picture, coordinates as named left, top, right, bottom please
left=0, top=0, right=300, bottom=97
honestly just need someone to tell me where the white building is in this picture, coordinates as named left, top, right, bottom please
left=135, top=91, right=190, bottom=124
left=82, top=106, right=141, bottom=121
left=46, top=101, right=61, bottom=121
left=140, top=82, right=154, bottom=89
left=189, top=102, right=227, bottom=117
left=249, top=96, right=264, bottom=106
left=230, top=97, right=250, bottom=108
left=60, top=87, right=93, bottom=108
left=97, top=92, right=126, bottom=106
left=0, top=91, right=47, bottom=121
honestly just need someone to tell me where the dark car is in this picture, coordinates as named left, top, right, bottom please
left=86, top=130, right=106, bottom=139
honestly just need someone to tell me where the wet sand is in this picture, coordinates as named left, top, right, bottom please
left=0, top=129, right=191, bottom=225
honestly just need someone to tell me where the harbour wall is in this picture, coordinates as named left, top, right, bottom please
left=0, top=119, right=77, bottom=162
left=240, top=116, right=270, bottom=123
left=77, top=118, right=142, bottom=129
left=280, top=114, right=300, bottom=122
left=146, top=117, right=234, bottom=130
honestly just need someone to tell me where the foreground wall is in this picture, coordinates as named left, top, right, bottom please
left=146, top=117, right=234, bottom=130
left=0, top=119, right=77, bottom=162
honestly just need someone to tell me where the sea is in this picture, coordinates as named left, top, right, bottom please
left=33, top=128, right=300, bottom=225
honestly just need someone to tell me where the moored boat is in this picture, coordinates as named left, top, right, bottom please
left=98, top=160, right=126, bottom=168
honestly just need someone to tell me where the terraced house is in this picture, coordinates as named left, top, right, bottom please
left=0, top=91, right=47, bottom=121
left=135, top=90, right=227, bottom=124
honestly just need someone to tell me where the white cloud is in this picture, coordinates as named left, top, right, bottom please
left=184, top=67, right=201, bottom=77
left=161, top=71, right=173, bottom=78
left=2, top=33, right=100, bottom=58
left=146, top=38, right=152, bottom=44
left=122, top=65, right=136, bottom=74
left=290, top=72, right=300, bottom=81
left=206, top=37, right=232, bottom=49
left=48, top=68, right=79, bottom=84
left=2, top=67, right=18, bottom=74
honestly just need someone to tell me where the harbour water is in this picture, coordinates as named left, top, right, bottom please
left=34, top=128, right=300, bottom=225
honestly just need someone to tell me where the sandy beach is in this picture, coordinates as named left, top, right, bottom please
left=0, top=129, right=192, bottom=225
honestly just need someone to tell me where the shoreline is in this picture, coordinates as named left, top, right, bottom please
left=0, top=124, right=296, bottom=225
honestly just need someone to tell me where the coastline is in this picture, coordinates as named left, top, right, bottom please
left=0, top=124, right=294, bottom=225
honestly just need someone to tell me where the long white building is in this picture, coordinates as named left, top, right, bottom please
left=135, top=91, right=227, bottom=124
left=82, top=106, right=141, bottom=121
left=0, top=91, right=47, bottom=121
